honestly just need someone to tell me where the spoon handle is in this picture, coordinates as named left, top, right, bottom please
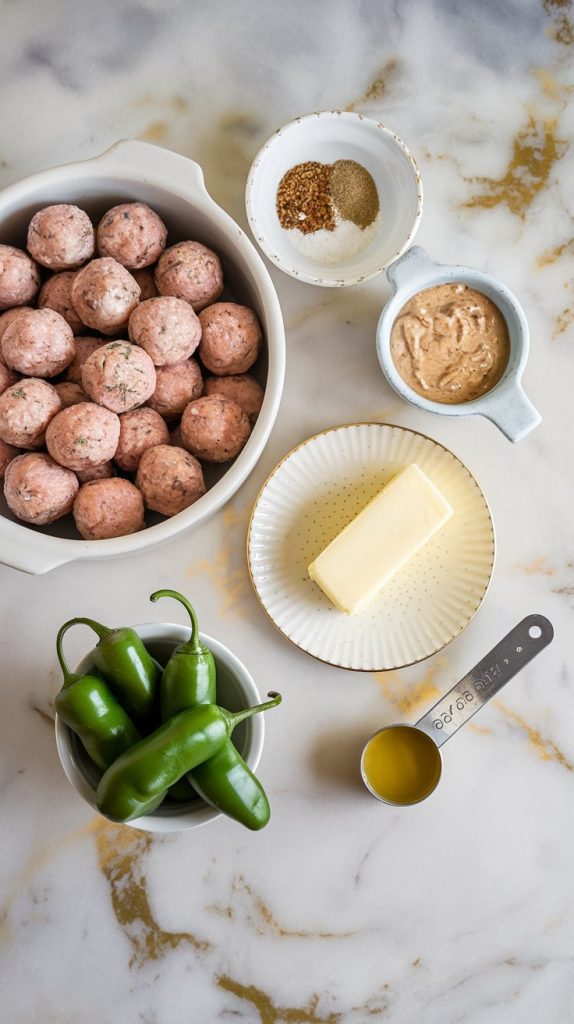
left=416, top=614, right=554, bottom=748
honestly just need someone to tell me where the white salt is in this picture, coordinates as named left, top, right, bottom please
left=286, top=212, right=381, bottom=265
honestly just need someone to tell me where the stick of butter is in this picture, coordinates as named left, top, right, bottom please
left=307, top=463, right=453, bottom=615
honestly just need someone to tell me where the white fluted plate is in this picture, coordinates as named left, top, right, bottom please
left=248, top=423, right=495, bottom=671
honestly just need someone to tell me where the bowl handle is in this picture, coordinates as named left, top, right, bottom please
left=482, top=386, right=541, bottom=443
left=386, top=246, right=441, bottom=291
left=0, top=529, right=74, bottom=574
left=86, top=139, right=208, bottom=197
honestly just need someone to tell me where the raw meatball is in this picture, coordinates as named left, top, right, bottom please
left=4, top=452, right=78, bottom=525
left=203, top=374, right=264, bottom=425
left=71, top=257, right=140, bottom=335
left=115, top=407, right=169, bottom=472
left=198, top=303, right=262, bottom=375
left=73, top=477, right=144, bottom=540
left=2, top=309, right=75, bottom=377
left=132, top=268, right=158, bottom=301
left=128, top=296, right=201, bottom=366
left=65, top=336, right=104, bottom=384
left=82, top=341, right=156, bottom=413
left=181, top=394, right=251, bottom=463
left=0, top=245, right=40, bottom=310
left=38, top=272, right=85, bottom=334
left=0, top=378, right=61, bottom=448
left=27, top=204, right=95, bottom=270
left=54, top=381, right=90, bottom=408
left=155, top=241, right=223, bottom=311
left=76, top=461, right=115, bottom=483
left=97, top=203, right=167, bottom=269
left=147, top=358, right=202, bottom=420
left=136, top=444, right=205, bottom=517
left=46, top=403, right=120, bottom=472
left=0, top=306, right=34, bottom=342
left=0, top=439, right=20, bottom=479
left=0, top=361, right=18, bottom=397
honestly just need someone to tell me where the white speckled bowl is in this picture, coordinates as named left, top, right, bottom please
left=0, top=140, right=285, bottom=573
left=246, top=110, right=423, bottom=287
left=55, top=622, right=265, bottom=833
left=376, top=246, right=541, bottom=442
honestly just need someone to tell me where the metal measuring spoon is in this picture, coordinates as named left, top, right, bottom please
left=361, top=614, right=554, bottom=806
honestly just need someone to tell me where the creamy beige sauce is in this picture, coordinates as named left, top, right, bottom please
left=390, top=283, right=510, bottom=404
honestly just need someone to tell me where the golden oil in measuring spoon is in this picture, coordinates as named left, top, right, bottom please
left=362, top=725, right=442, bottom=805
left=360, top=615, right=554, bottom=808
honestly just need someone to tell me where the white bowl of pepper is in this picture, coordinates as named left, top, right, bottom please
left=246, top=110, right=423, bottom=288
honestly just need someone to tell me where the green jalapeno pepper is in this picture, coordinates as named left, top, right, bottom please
left=189, top=744, right=271, bottom=830
left=57, top=617, right=160, bottom=727
left=96, top=691, right=282, bottom=823
left=150, top=589, right=216, bottom=716
left=55, top=622, right=141, bottom=772
left=150, top=588, right=217, bottom=802
left=150, top=588, right=272, bottom=827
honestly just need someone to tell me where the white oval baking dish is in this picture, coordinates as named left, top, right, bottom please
left=0, top=140, right=285, bottom=573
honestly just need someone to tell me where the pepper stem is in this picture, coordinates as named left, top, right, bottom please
left=227, top=691, right=282, bottom=731
left=150, top=589, right=202, bottom=654
left=60, top=616, right=112, bottom=642
left=56, top=621, right=79, bottom=688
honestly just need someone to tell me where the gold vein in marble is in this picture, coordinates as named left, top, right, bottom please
left=534, top=67, right=562, bottom=99
left=222, top=503, right=250, bottom=529
left=188, top=549, right=249, bottom=617
left=537, top=237, right=574, bottom=266
left=543, top=0, right=574, bottom=45
left=346, top=57, right=399, bottom=110
left=464, top=115, right=567, bottom=218
left=513, top=556, right=558, bottom=575
left=187, top=503, right=250, bottom=618
left=209, top=875, right=358, bottom=940
left=217, top=977, right=343, bottom=1024
left=138, top=120, right=169, bottom=143
left=219, top=111, right=262, bottom=136
left=421, top=146, right=463, bottom=170
left=218, top=976, right=390, bottom=1022
left=495, top=702, right=574, bottom=772
left=553, top=300, right=574, bottom=338
left=94, top=821, right=210, bottom=967
left=514, top=557, right=574, bottom=589
left=171, top=95, right=188, bottom=113
left=373, top=657, right=447, bottom=715
left=364, top=406, right=396, bottom=423
left=132, top=92, right=189, bottom=112
left=197, top=110, right=262, bottom=213
left=467, top=723, right=493, bottom=736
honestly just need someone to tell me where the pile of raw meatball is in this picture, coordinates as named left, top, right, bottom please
left=0, top=201, right=264, bottom=540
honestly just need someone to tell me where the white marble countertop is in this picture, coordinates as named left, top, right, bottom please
left=1, top=1, right=574, bottom=1021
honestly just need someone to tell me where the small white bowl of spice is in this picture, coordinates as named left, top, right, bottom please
left=246, top=110, right=423, bottom=287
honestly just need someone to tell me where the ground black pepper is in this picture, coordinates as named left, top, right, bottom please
left=330, top=159, right=379, bottom=229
